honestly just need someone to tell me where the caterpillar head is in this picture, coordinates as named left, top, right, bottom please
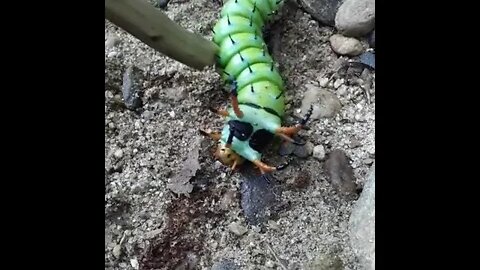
left=214, top=142, right=245, bottom=170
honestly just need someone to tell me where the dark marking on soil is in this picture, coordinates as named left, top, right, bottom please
left=287, top=170, right=311, bottom=190
left=140, top=187, right=224, bottom=270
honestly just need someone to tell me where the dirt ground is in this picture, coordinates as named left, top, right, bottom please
left=105, top=1, right=375, bottom=269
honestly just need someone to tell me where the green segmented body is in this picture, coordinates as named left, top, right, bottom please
left=212, top=0, right=285, bottom=162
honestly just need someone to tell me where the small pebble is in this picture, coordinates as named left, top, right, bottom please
left=114, top=149, right=124, bottom=159
left=354, top=113, right=365, bottom=122
left=335, top=0, right=375, bottom=37
left=333, top=79, right=344, bottom=89
left=293, top=141, right=314, bottom=158
left=265, top=260, right=275, bottom=268
left=130, top=258, right=139, bottom=269
left=105, top=34, right=121, bottom=48
left=350, top=139, right=362, bottom=148
left=267, top=220, right=279, bottom=230
left=107, top=51, right=118, bottom=58
left=364, top=158, right=374, bottom=165
left=313, top=145, right=326, bottom=160
left=330, top=34, right=364, bottom=56
left=169, top=110, right=175, bottom=118
left=319, top=77, right=330, bottom=87
left=164, top=87, right=187, bottom=102
left=252, top=226, right=261, bottom=233
left=214, top=160, right=223, bottom=169
left=142, top=110, right=153, bottom=120
left=105, top=90, right=113, bottom=99
left=337, top=85, right=348, bottom=96
left=228, top=222, right=248, bottom=236
left=112, top=245, right=122, bottom=258
left=279, top=141, right=295, bottom=156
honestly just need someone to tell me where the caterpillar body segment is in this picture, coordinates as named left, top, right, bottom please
left=205, top=0, right=305, bottom=174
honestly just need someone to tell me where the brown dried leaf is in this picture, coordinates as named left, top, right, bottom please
left=167, top=137, right=202, bottom=195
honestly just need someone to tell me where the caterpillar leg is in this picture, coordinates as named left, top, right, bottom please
left=208, top=106, right=229, bottom=117
left=276, top=105, right=314, bottom=137
left=275, top=132, right=306, bottom=145
left=228, top=79, right=244, bottom=118
left=252, top=159, right=289, bottom=174
left=199, top=129, right=222, bottom=141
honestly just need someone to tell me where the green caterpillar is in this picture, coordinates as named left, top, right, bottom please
left=201, top=0, right=312, bottom=174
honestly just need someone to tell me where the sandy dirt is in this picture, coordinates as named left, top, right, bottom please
left=105, top=1, right=375, bottom=269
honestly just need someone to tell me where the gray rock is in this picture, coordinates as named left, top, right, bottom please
left=240, top=167, right=281, bottom=226
left=112, top=244, right=122, bottom=258
left=335, top=0, right=375, bottom=37
left=349, top=163, right=375, bottom=270
left=324, top=149, right=358, bottom=197
left=105, top=34, right=121, bottom=48
left=164, top=87, right=187, bottom=102
left=228, top=222, right=248, bottom=236
left=319, top=77, right=330, bottom=87
left=293, top=141, right=314, bottom=158
left=333, top=78, right=344, bottom=89
left=154, top=0, right=170, bottom=9
left=313, top=145, right=326, bottom=160
left=296, top=84, right=342, bottom=120
left=265, top=260, right=275, bottom=268
left=329, top=34, right=364, bottom=56
left=107, top=51, right=119, bottom=58
left=130, top=258, right=139, bottom=269
left=359, top=51, right=375, bottom=69
left=211, top=259, right=240, bottom=270
left=122, top=66, right=144, bottom=110
left=297, top=0, right=345, bottom=26
left=278, top=141, right=295, bottom=156
left=114, top=149, right=124, bottom=159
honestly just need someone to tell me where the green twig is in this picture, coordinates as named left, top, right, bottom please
left=105, top=0, right=219, bottom=70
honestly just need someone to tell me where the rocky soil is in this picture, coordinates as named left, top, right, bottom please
left=105, top=0, right=375, bottom=269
